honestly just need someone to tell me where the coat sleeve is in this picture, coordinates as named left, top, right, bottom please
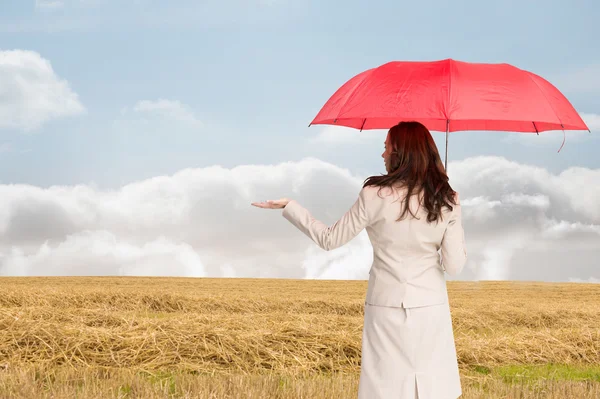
left=440, top=192, right=467, bottom=276
left=282, top=187, right=371, bottom=251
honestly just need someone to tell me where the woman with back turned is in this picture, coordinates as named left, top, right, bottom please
left=252, top=121, right=467, bottom=399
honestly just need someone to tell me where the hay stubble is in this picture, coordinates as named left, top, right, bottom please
left=0, top=277, right=599, bottom=398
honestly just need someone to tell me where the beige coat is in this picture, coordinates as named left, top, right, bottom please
left=282, top=184, right=467, bottom=308
left=282, top=185, right=467, bottom=398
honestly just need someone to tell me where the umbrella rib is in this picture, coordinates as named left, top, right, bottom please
left=334, top=68, right=378, bottom=122
left=446, top=59, right=453, bottom=122
left=525, top=72, right=564, bottom=130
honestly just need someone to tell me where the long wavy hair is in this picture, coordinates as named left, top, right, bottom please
left=363, top=121, right=457, bottom=223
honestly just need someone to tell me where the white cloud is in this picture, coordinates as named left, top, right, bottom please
left=0, top=158, right=364, bottom=278
left=301, top=232, right=373, bottom=280
left=0, top=156, right=598, bottom=282
left=580, top=112, right=600, bottom=132
left=115, top=99, right=202, bottom=134
left=448, top=156, right=600, bottom=281
left=500, top=193, right=550, bottom=210
left=132, top=99, right=202, bottom=127
left=541, top=220, right=600, bottom=239
left=0, top=50, right=85, bottom=131
left=0, top=231, right=205, bottom=277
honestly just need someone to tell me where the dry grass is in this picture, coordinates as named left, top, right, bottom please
left=0, top=277, right=599, bottom=398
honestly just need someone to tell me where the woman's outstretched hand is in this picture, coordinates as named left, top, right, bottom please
left=251, top=198, right=291, bottom=209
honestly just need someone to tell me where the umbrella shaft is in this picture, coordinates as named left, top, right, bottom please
left=445, top=120, right=449, bottom=174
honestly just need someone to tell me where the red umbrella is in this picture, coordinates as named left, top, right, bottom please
left=309, top=59, right=591, bottom=171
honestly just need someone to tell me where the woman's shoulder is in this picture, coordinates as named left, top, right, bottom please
left=360, top=183, right=407, bottom=202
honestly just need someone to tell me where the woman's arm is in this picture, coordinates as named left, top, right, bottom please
left=282, top=187, right=371, bottom=251
left=440, top=192, right=467, bottom=275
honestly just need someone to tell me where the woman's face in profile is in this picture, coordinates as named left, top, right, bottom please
left=382, top=131, right=393, bottom=173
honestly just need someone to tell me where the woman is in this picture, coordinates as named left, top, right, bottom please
left=251, top=121, right=467, bottom=399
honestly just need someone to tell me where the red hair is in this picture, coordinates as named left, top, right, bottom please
left=363, top=121, right=457, bottom=223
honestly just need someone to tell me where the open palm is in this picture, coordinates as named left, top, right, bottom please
left=251, top=198, right=291, bottom=209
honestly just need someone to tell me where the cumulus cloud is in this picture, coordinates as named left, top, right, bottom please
left=448, top=156, right=600, bottom=281
left=0, top=231, right=205, bottom=277
left=301, top=232, right=373, bottom=280
left=115, top=99, right=202, bottom=134
left=132, top=99, right=202, bottom=127
left=0, top=50, right=85, bottom=131
left=581, top=112, right=600, bottom=132
left=0, top=156, right=598, bottom=282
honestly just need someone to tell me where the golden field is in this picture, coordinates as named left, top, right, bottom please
left=0, top=277, right=599, bottom=398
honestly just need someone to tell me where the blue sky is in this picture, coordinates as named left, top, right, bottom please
left=0, top=0, right=598, bottom=188
left=0, top=1, right=599, bottom=281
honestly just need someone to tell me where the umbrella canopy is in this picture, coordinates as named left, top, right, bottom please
left=310, top=59, right=590, bottom=170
